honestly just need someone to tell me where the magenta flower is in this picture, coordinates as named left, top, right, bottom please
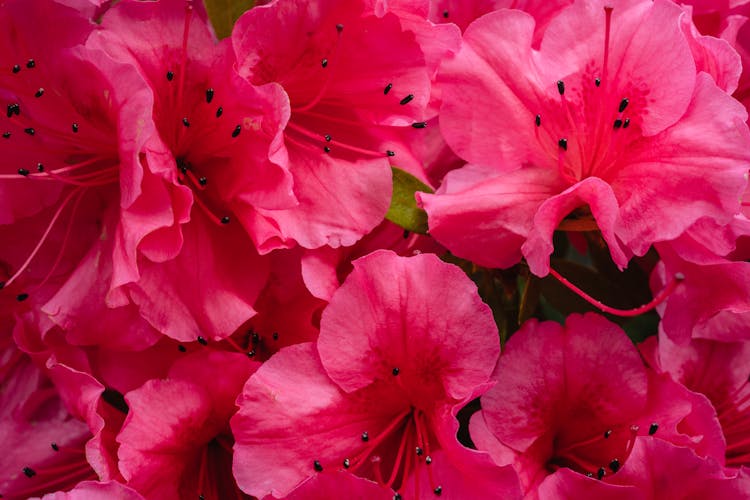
left=538, top=437, right=749, bottom=498
left=474, top=313, right=725, bottom=494
left=32, top=480, right=144, bottom=500
left=80, top=0, right=284, bottom=343
left=116, top=351, right=258, bottom=499
left=418, top=0, right=750, bottom=275
left=232, top=1, right=459, bottom=251
left=651, top=246, right=750, bottom=343
left=232, top=251, right=520, bottom=499
left=0, top=344, right=96, bottom=498
left=0, top=0, right=177, bottom=348
left=642, top=334, right=750, bottom=469
left=429, top=0, right=573, bottom=39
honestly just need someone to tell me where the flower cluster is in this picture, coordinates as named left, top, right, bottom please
left=2, top=0, right=750, bottom=498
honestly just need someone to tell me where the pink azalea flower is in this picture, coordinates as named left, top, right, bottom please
left=79, top=0, right=283, bottom=343
left=232, top=0, right=459, bottom=251
left=0, top=0, right=177, bottom=348
left=642, top=334, right=750, bottom=469
left=0, top=343, right=97, bottom=498
left=473, top=313, right=725, bottom=495
left=301, top=220, right=443, bottom=302
left=538, top=437, right=750, bottom=498
left=429, top=0, right=573, bottom=40
left=651, top=246, right=750, bottom=343
left=116, top=350, right=258, bottom=499
left=232, top=251, right=520, bottom=499
left=273, top=471, right=393, bottom=500
left=32, top=480, right=144, bottom=500
left=418, top=0, right=750, bottom=275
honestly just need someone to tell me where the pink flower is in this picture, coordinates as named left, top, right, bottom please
left=116, top=351, right=258, bottom=499
left=232, top=0, right=459, bottom=251
left=0, top=0, right=175, bottom=348
left=429, top=0, right=573, bottom=40
left=32, top=480, right=144, bottom=500
left=232, top=251, right=520, bottom=499
left=651, top=246, right=750, bottom=343
left=301, top=220, right=443, bottom=302
left=537, top=437, right=750, bottom=498
left=473, top=313, right=725, bottom=495
left=0, top=343, right=97, bottom=498
left=418, top=0, right=750, bottom=275
left=81, top=0, right=282, bottom=343
left=275, top=471, right=393, bottom=500
left=642, top=334, right=750, bottom=468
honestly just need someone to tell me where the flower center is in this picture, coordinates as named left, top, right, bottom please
left=313, top=407, right=444, bottom=499
left=548, top=421, right=653, bottom=480
left=0, top=52, right=120, bottom=300
left=283, top=22, right=424, bottom=162
left=533, top=6, right=640, bottom=186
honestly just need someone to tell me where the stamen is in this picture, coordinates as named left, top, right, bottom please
left=31, top=190, right=86, bottom=292
left=548, top=267, right=684, bottom=317
left=176, top=0, right=194, bottom=109
left=293, top=25, right=345, bottom=113
left=284, top=122, right=388, bottom=158
left=602, top=7, right=614, bottom=87
left=399, top=94, right=414, bottom=105
left=2, top=188, right=82, bottom=288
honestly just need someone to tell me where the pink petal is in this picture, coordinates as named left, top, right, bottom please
left=317, top=251, right=500, bottom=402
left=232, top=343, right=410, bottom=498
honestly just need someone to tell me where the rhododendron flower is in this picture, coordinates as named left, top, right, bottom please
left=0, top=0, right=175, bottom=349
left=232, top=251, right=520, bottom=499
left=32, top=480, right=144, bottom=500
left=419, top=0, right=750, bottom=275
left=642, top=334, right=750, bottom=469
left=232, top=1, right=460, bottom=251
left=428, top=0, right=573, bottom=39
left=651, top=246, right=750, bottom=343
left=538, top=437, right=750, bottom=498
left=472, top=313, right=725, bottom=495
left=0, top=344, right=97, bottom=498
left=116, top=350, right=258, bottom=499
left=82, top=0, right=281, bottom=343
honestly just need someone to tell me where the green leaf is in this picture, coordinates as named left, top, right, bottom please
left=385, top=167, right=433, bottom=234
left=204, top=0, right=255, bottom=39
